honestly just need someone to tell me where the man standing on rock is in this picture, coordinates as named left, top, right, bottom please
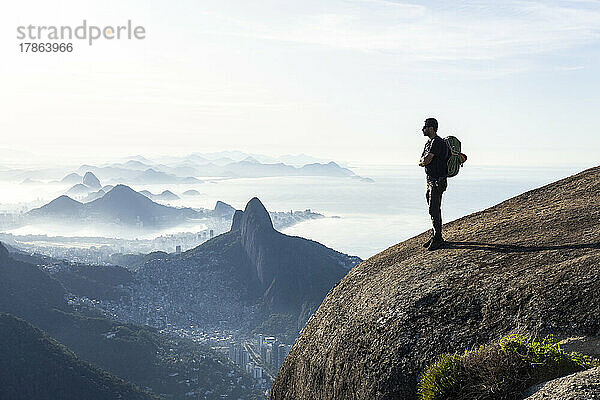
left=419, top=117, right=448, bottom=251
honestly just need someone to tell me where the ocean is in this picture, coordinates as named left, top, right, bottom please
left=0, top=164, right=586, bottom=259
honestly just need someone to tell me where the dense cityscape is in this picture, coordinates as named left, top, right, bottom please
left=66, top=289, right=292, bottom=396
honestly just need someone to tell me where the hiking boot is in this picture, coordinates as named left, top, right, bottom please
left=427, top=238, right=445, bottom=251
left=422, top=237, right=433, bottom=248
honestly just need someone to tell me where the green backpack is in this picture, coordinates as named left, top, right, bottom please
left=445, top=136, right=467, bottom=177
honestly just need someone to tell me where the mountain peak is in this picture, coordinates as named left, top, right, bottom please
left=90, top=184, right=152, bottom=206
left=157, top=190, right=180, bottom=200
left=53, top=195, right=81, bottom=204
left=218, top=197, right=356, bottom=315
left=43, top=195, right=83, bottom=211
left=227, top=198, right=273, bottom=234
left=25, top=195, right=84, bottom=219
left=109, top=184, right=137, bottom=195
left=243, top=156, right=260, bottom=164
left=214, top=200, right=236, bottom=216
left=242, top=197, right=273, bottom=232
left=61, top=172, right=83, bottom=184
left=82, top=171, right=101, bottom=188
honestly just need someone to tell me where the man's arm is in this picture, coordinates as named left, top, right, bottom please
left=419, top=152, right=434, bottom=167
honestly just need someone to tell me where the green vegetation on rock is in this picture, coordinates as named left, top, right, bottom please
left=418, top=334, right=599, bottom=400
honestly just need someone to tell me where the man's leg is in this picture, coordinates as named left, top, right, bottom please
left=428, top=180, right=444, bottom=244
left=423, top=184, right=434, bottom=247
left=436, top=178, right=447, bottom=239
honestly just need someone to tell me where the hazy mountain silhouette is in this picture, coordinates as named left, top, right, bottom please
left=28, top=185, right=200, bottom=227
left=68, top=154, right=370, bottom=182
left=157, top=190, right=180, bottom=200
left=182, top=189, right=202, bottom=196
left=140, top=189, right=180, bottom=201
left=243, top=156, right=260, bottom=163
left=82, top=171, right=101, bottom=189
left=20, top=178, right=41, bottom=185
left=61, top=172, right=83, bottom=184
left=118, top=160, right=153, bottom=170
left=126, top=155, right=154, bottom=164
left=298, top=161, right=354, bottom=177
left=74, top=165, right=200, bottom=185
left=67, top=183, right=91, bottom=196
left=213, top=200, right=236, bottom=217
left=28, top=195, right=84, bottom=218
left=84, top=185, right=197, bottom=225
left=77, top=164, right=139, bottom=181
left=133, top=168, right=200, bottom=184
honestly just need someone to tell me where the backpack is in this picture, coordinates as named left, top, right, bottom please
left=444, top=136, right=467, bottom=177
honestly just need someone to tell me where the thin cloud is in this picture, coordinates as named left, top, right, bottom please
left=552, top=65, right=586, bottom=71
left=204, top=0, right=600, bottom=62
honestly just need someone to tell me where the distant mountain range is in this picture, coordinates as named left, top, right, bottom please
left=62, top=154, right=372, bottom=183
left=0, top=151, right=373, bottom=183
left=25, top=185, right=251, bottom=232
left=148, top=151, right=331, bottom=167
left=72, top=166, right=202, bottom=185
left=27, top=184, right=200, bottom=227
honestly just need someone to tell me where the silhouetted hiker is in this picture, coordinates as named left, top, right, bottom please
left=419, top=117, right=448, bottom=251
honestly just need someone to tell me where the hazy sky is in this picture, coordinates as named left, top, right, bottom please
left=1, top=0, right=599, bottom=166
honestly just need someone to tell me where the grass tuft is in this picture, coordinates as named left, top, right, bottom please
left=417, top=334, right=598, bottom=400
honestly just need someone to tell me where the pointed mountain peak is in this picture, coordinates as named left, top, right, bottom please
left=43, top=195, right=83, bottom=210
left=53, top=195, right=80, bottom=204
left=26, top=195, right=83, bottom=217
left=99, top=185, right=148, bottom=203
left=61, top=172, right=83, bottom=184
left=214, top=200, right=236, bottom=215
left=82, top=171, right=101, bottom=188
left=242, top=197, right=273, bottom=231
left=158, top=190, right=180, bottom=200
left=110, top=184, right=136, bottom=194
